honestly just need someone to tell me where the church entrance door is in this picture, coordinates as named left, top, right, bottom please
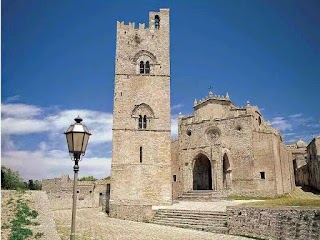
left=193, top=154, right=213, bottom=190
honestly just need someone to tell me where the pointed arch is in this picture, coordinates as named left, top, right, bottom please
left=132, top=50, right=157, bottom=63
left=222, top=152, right=232, bottom=190
left=131, top=103, right=155, bottom=118
left=192, top=153, right=212, bottom=190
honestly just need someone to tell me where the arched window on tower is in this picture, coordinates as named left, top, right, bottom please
left=140, top=61, right=145, bottom=74
left=143, top=115, right=147, bottom=128
left=138, top=115, right=143, bottom=129
left=145, top=61, right=150, bottom=74
left=155, top=15, right=160, bottom=29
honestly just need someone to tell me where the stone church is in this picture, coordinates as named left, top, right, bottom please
left=109, top=9, right=295, bottom=221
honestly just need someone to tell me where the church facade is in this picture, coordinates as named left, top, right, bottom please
left=110, top=9, right=295, bottom=221
left=172, top=92, right=295, bottom=199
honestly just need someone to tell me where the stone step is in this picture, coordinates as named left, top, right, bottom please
left=155, top=213, right=227, bottom=220
left=152, top=221, right=228, bottom=234
left=152, top=208, right=228, bottom=234
left=156, top=209, right=227, bottom=216
left=177, top=191, right=227, bottom=201
left=152, top=217, right=227, bottom=226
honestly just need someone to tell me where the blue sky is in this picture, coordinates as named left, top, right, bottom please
left=2, top=0, right=320, bottom=180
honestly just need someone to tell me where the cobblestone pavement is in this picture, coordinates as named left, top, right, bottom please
left=153, top=200, right=262, bottom=212
left=54, top=208, right=252, bottom=240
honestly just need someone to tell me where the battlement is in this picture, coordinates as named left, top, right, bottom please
left=194, top=90, right=231, bottom=107
left=116, top=8, right=169, bottom=31
left=117, top=21, right=147, bottom=30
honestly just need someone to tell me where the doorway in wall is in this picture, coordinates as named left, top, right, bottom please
left=193, top=154, right=213, bottom=190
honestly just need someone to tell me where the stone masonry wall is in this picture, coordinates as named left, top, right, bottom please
left=227, top=206, right=320, bottom=240
left=171, top=139, right=183, bottom=199
left=42, top=175, right=109, bottom=210
left=110, top=9, right=172, bottom=221
left=307, top=137, right=320, bottom=191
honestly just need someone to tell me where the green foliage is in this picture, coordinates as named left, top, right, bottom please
left=1, top=166, right=26, bottom=190
left=8, top=199, right=40, bottom=240
left=1, top=165, right=42, bottom=190
left=102, top=176, right=111, bottom=181
left=79, top=176, right=97, bottom=181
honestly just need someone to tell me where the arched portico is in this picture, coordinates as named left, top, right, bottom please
left=193, top=153, right=213, bottom=190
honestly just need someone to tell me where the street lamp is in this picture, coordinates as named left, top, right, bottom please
left=64, top=116, right=91, bottom=240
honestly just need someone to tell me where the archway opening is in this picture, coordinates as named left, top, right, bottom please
left=193, top=154, right=212, bottom=190
left=223, top=153, right=231, bottom=190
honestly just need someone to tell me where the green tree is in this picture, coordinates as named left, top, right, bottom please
left=79, top=176, right=97, bottom=181
left=102, top=176, right=111, bottom=181
left=34, top=180, right=42, bottom=190
left=1, top=166, right=26, bottom=190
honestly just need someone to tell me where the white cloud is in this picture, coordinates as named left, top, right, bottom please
left=171, top=115, right=179, bottom=139
left=2, top=103, right=42, bottom=118
left=5, top=95, right=21, bottom=103
left=1, top=149, right=111, bottom=181
left=1, top=103, right=113, bottom=143
left=289, top=113, right=302, bottom=118
left=171, top=103, right=184, bottom=111
left=2, top=118, right=50, bottom=134
left=270, top=117, right=292, bottom=131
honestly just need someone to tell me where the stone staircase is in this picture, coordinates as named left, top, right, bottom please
left=177, top=191, right=227, bottom=201
left=152, top=209, right=228, bottom=234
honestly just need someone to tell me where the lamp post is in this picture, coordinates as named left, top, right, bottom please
left=64, top=116, right=91, bottom=240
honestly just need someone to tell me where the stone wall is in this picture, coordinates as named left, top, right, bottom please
left=307, top=137, right=320, bottom=191
left=42, top=175, right=109, bottom=210
left=109, top=204, right=155, bottom=222
left=171, top=139, right=183, bottom=199
left=287, top=143, right=308, bottom=187
left=227, top=206, right=320, bottom=240
left=110, top=8, right=172, bottom=221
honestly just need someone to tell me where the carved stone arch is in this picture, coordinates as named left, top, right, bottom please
left=132, top=50, right=157, bottom=63
left=222, top=148, right=232, bottom=190
left=131, top=103, right=155, bottom=118
left=221, top=148, right=232, bottom=170
left=192, top=150, right=210, bottom=166
left=192, top=151, right=212, bottom=190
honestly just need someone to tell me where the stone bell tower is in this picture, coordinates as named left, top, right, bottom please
left=110, top=9, right=172, bottom=221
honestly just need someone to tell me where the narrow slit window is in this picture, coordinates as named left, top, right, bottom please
left=143, top=115, right=147, bottom=129
left=173, top=175, right=177, bottom=182
left=138, top=115, right=142, bottom=129
left=140, top=146, right=142, bottom=163
left=260, top=172, right=265, bottom=179
left=140, top=61, right=145, bottom=74
left=155, top=15, right=160, bottom=29
left=145, top=61, right=150, bottom=74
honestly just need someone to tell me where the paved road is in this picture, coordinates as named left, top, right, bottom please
left=54, top=208, right=252, bottom=240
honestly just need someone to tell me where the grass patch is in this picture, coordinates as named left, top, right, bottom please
left=238, top=188, right=320, bottom=208
left=244, top=198, right=320, bottom=208
left=228, top=195, right=270, bottom=200
left=8, top=198, right=40, bottom=240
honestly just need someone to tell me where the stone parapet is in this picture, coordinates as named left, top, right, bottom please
left=109, top=202, right=155, bottom=222
left=227, top=206, right=320, bottom=240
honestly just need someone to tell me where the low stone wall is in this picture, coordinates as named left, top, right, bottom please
left=227, top=206, right=320, bottom=240
left=109, top=202, right=155, bottom=222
